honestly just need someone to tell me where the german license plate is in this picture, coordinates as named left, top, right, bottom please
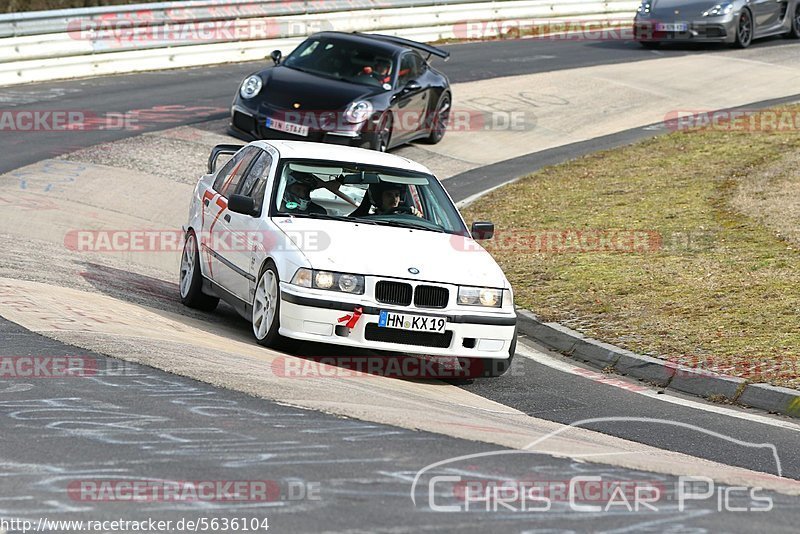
left=656, top=23, right=688, bottom=32
left=266, top=117, right=309, bottom=137
left=378, top=311, right=447, bottom=333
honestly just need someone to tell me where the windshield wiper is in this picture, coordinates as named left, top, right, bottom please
left=275, top=213, right=380, bottom=225
left=369, top=219, right=446, bottom=233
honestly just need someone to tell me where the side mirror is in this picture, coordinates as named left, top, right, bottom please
left=228, top=194, right=259, bottom=217
left=471, top=221, right=494, bottom=240
left=270, top=50, right=282, bottom=65
left=403, top=80, right=422, bottom=92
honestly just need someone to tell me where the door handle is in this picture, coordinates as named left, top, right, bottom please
left=224, top=214, right=231, bottom=223
left=203, top=199, right=210, bottom=206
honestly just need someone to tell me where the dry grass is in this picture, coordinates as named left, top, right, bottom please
left=463, top=106, right=800, bottom=389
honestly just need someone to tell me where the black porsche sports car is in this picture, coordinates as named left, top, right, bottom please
left=229, top=32, right=452, bottom=151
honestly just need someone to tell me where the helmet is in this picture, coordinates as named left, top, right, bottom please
left=284, top=171, right=317, bottom=211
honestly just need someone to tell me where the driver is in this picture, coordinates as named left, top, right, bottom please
left=357, top=59, right=392, bottom=85
left=282, top=171, right=327, bottom=215
left=367, top=182, right=422, bottom=217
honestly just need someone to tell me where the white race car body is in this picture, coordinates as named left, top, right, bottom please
left=182, top=140, right=516, bottom=364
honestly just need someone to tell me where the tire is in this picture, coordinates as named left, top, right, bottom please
left=252, top=261, right=289, bottom=350
left=734, top=9, right=753, bottom=48
left=179, top=230, right=219, bottom=311
left=425, top=93, right=451, bottom=145
left=786, top=4, right=800, bottom=39
left=370, top=113, right=392, bottom=152
left=460, top=327, right=517, bottom=378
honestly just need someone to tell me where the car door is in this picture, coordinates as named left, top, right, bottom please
left=751, top=0, right=782, bottom=31
left=203, top=146, right=260, bottom=295
left=224, top=148, right=277, bottom=303
left=392, top=52, right=428, bottom=143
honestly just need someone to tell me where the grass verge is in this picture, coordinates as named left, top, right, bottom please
left=463, top=106, right=800, bottom=389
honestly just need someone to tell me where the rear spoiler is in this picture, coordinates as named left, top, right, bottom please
left=358, top=33, right=450, bottom=60
left=208, top=144, right=245, bottom=174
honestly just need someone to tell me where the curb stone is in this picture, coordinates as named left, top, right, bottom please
left=515, top=308, right=800, bottom=419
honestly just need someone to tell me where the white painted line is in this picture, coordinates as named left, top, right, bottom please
left=516, top=341, right=800, bottom=433
left=456, top=177, right=521, bottom=209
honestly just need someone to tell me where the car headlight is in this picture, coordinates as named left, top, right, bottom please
left=637, top=2, right=652, bottom=15
left=457, top=286, right=503, bottom=308
left=702, top=2, right=733, bottom=16
left=240, top=75, right=263, bottom=99
left=343, top=100, right=373, bottom=123
left=291, top=268, right=365, bottom=294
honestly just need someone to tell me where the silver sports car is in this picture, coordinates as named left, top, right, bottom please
left=634, top=0, right=800, bottom=48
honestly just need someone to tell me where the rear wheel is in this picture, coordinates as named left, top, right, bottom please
left=179, top=230, right=219, bottom=311
left=734, top=9, right=753, bottom=48
left=252, top=262, right=289, bottom=350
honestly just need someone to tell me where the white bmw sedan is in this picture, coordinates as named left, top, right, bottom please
left=180, top=141, right=517, bottom=376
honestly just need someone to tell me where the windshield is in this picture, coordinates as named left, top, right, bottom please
left=271, top=160, right=468, bottom=235
left=283, top=37, right=395, bottom=88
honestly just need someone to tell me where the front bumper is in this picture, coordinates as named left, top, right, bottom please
left=634, top=15, right=737, bottom=43
left=229, top=104, right=373, bottom=148
left=278, top=284, right=517, bottom=360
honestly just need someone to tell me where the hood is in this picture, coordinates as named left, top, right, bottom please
left=650, top=0, right=714, bottom=17
left=258, top=65, right=378, bottom=110
left=273, top=217, right=508, bottom=288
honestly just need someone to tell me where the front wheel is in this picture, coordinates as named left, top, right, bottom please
left=734, top=9, right=753, bottom=48
left=370, top=113, right=393, bottom=152
left=785, top=4, right=800, bottom=39
left=179, top=230, right=219, bottom=311
left=425, top=93, right=451, bottom=144
left=252, top=262, right=289, bottom=349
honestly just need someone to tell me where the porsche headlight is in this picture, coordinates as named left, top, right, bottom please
left=702, top=2, right=733, bottom=16
left=457, top=286, right=503, bottom=308
left=291, top=268, right=365, bottom=294
left=637, top=2, right=652, bottom=15
left=240, top=75, right=263, bottom=99
left=343, top=100, right=373, bottom=123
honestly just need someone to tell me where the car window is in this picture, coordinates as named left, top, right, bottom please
left=282, top=37, right=394, bottom=88
left=398, top=53, right=421, bottom=86
left=271, top=160, right=468, bottom=236
left=213, top=147, right=259, bottom=198
left=238, top=151, right=273, bottom=211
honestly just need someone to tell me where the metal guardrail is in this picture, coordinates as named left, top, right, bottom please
left=0, top=0, right=639, bottom=87
left=0, top=0, right=506, bottom=38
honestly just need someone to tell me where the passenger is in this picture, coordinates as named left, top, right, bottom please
left=282, top=171, right=327, bottom=215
